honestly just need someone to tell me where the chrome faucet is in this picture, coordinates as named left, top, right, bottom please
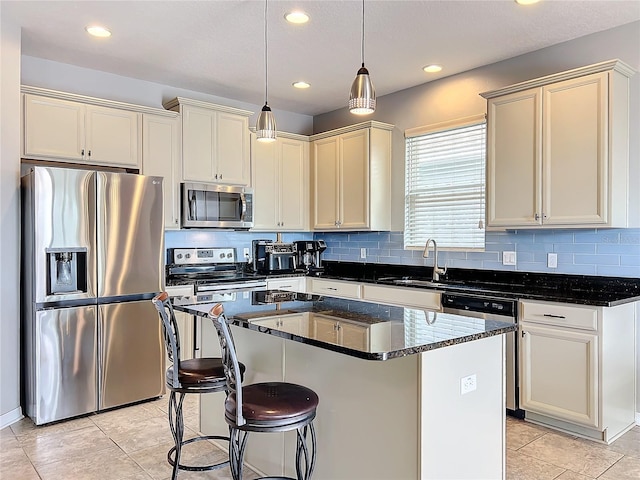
left=423, top=238, right=447, bottom=281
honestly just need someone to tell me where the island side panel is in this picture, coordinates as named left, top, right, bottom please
left=283, top=340, right=420, bottom=480
left=420, top=334, right=506, bottom=480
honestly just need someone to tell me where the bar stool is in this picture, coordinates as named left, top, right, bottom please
left=208, top=303, right=319, bottom=480
left=152, top=292, right=246, bottom=480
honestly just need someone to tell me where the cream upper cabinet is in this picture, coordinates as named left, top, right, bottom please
left=311, top=121, right=393, bottom=231
left=519, top=299, right=636, bottom=444
left=23, top=93, right=141, bottom=168
left=142, top=112, right=182, bottom=230
left=482, top=60, right=636, bottom=229
left=164, top=97, right=252, bottom=186
left=251, top=133, right=309, bottom=231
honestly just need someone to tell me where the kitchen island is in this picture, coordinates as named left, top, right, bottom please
left=174, top=291, right=516, bottom=480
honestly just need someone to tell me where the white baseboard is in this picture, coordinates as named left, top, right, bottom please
left=0, top=407, right=24, bottom=430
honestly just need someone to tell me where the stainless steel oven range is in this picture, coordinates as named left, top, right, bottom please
left=442, top=292, right=523, bottom=417
left=166, top=247, right=267, bottom=292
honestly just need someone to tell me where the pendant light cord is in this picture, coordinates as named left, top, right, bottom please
left=264, top=0, right=269, bottom=104
left=361, top=0, right=365, bottom=68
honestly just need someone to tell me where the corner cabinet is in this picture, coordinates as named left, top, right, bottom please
left=23, top=89, right=142, bottom=169
left=519, top=299, right=636, bottom=444
left=310, top=121, right=393, bottom=231
left=481, top=59, right=636, bottom=229
left=142, top=112, right=182, bottom=230
left=251, top=133, right=310, bottom=231
left=164, top=97, right=252, bottom=186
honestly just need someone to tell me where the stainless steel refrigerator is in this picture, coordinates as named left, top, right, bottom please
left=21, top=166, right=166, bottom=425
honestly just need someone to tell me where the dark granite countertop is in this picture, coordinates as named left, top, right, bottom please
left=313, top=261, right=640, bottom=307
left=172, top=290, right=516, bottom=361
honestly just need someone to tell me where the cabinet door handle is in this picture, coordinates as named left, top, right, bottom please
left=543, top=313, right=566, bottom=319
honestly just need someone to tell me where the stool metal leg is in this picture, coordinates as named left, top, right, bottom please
left=295, top=423, right=317, bottom=480
left=229, top=428, right=250, bottom=480
left=167, top=391, right=185, bottom=480
left=167, top=390, right=232, bottom=479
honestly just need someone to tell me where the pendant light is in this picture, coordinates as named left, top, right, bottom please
left=256, top=0, right=277, bottom=142
left=349, top=0, right=376, bottom=115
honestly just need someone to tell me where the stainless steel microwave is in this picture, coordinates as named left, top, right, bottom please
left=181, top=183, right=253, bottom=229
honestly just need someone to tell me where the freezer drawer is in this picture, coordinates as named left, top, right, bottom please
left=31, top=306, right=98, bottom=425
left=99, top=300, right=165, bottom=409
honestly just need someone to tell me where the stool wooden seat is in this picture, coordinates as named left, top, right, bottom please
left=152, top=292, right=245, bottom=480
left=209, top=303, right=318, bottom=480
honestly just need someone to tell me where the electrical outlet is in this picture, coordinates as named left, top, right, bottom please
left=360, top=248, right=367, bottom=259
left=502, top=251, right=516, bottom=266
left=460, top=374, right=477, bottom=395
left=547, top=253, right=558, bottom=268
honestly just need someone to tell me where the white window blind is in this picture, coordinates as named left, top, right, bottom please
left=404, top=117, right=486, bottom=249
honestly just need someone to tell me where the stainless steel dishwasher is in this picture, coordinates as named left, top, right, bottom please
left=442, top=292, right=523, bottom=417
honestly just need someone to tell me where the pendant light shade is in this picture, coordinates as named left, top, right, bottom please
left=349, top=0, right=376, bottom=115
left=256, top=0, right=277, bottom=142
left=256, top=103, right=277, bottom=142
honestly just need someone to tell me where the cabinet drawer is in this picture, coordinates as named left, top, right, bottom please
left=266, top=277, right=305, bottom=292
left=362, top=284, right=441, bottom=310
left=520, top=300, right=598, bottom=331
left=309, top=279, right=361, bottom=299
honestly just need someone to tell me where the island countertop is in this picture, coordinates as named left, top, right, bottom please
left=172, top=290, right=516, bottom=361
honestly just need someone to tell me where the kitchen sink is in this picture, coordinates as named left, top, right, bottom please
left=391, top=278, right=448, bottom=288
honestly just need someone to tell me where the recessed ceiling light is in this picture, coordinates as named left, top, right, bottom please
left=85, top=25, right=111, bottom=38
left=292, top=81, right=311, bottom=89
left=515, top=0, right=540, bottom=5
left=423, top=64, right=443, bottom=73
left=285, top=11, right=310, bottom=24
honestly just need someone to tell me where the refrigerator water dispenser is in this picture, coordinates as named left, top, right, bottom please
left=47, top=248, right=87, bottom=294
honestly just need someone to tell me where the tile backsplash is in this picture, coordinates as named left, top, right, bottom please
left=316, top=228, right=640, bottom=278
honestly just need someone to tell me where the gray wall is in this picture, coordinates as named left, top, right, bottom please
left=21, top=56, right=314, bottom=136
left=314, top=21, right=640, bottom=232
left=0, top=19, right=22, bottom=427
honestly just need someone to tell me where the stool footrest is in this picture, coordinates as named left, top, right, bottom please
left=168, top=435, right=230, bottom=472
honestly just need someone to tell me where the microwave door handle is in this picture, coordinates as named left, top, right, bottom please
left=240, top=193, right=246, bottom=221
left=190, top=193, right=197, bottom=220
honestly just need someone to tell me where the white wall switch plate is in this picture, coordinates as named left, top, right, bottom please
left=547, top=253, right=558, bottom=268
left=502, top=251, right=516, bottom=266
left=360, top=248, right=367, bottom=259
left=460, top=374, right=477, bottom=395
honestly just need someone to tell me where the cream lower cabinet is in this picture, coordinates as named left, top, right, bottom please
left=251, top=134, right=309, bottom=231
left=164, top=97, right=252, bottom=186
left=311, top=121, right=393, bottom=231
left=142, top=113, right=181, bottom=229
left=307, top=278, right=362, bottom=299
left=483, top=60, right=636, bottom=229
left=519, top=299, right=636, bottom=443
left=23, top=92, right=141, bottom=168
left=266, top=276, right=306, bottom=292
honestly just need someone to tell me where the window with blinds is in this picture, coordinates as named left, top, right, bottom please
left=404, top=116, right=486, bottom=250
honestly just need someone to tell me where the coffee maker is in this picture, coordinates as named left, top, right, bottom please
left=294, top=240, right=327, bottom=274
left=253, top=240, right=298, bottom=274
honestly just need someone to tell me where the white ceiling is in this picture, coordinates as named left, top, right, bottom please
left=4, top=0, right=639, bottom=116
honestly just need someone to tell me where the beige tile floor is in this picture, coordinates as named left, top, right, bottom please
left=1, top=397, right=638, bottom=480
